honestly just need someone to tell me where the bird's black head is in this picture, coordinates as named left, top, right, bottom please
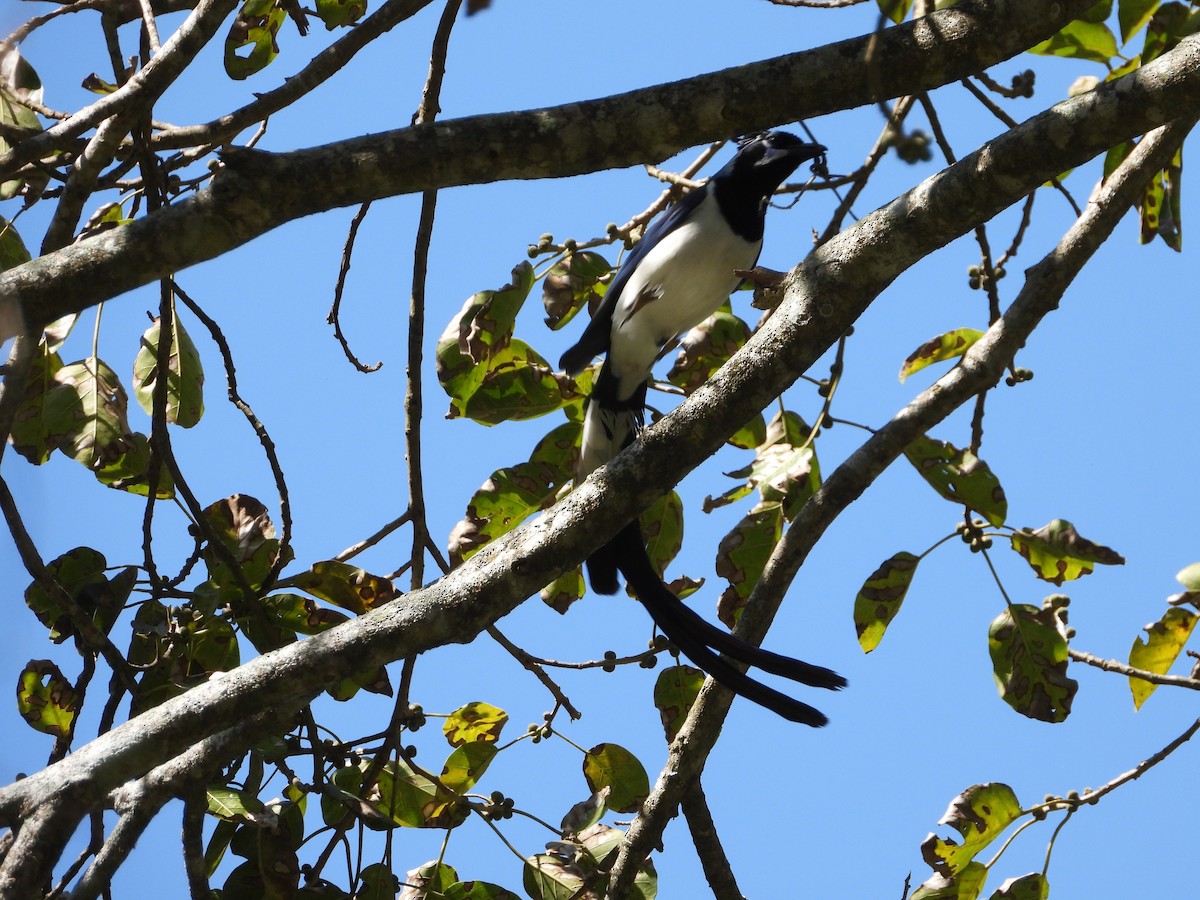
left=711, top=131, right=826, bottom=240
left=729, top=130, right=826, bottom=194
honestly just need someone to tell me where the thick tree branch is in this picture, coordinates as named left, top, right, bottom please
left=605, top=114, right=1197, bottom=899
left=0, top=0, right=1096, bottom=336
left=1, top=32, right=1197, bottom=888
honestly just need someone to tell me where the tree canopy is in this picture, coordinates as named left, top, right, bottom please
left=2, top=0, right=1200, bottom=897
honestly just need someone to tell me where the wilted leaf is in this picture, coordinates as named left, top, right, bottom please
left=582, top=743, right=649, bottom=814
left=854, top=551, right=920, bottom=653
left=1128, top=607, right=1198, bottom=708
left=899, top=328, right=984, bottom=382
left=443, top=701, right=509, bottom=746
left=225, top=0, right=287, bottom=79
left=910, top=861, right=989, bottom=900
left=560, top=788, right=609, bottom=836
left=920, top=783, right=1022, bottom=877
left=16, top=660, right=77, bottom=737
left=705, top=411, right=819, bottom=520
left=51, top=358, right=138, bottom=471
left=905, top=435, right=1007, bottom=527
left=990, top=873, right=1049, bottom=900
left=988, top=599, right=1076, bottom=722
left=1009, top=519, right=1124, bottom=586
left=654, top=665, right=704, bottom=741
left=134, top=315, right=205, bottom=428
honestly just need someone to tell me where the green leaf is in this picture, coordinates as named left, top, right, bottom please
left=401, top=863, right=457, bottom=898
left=206, top=787, right=268, bottom=823
left=134, top=315, right=205, bottom=428
left=1028, top=19, right=1120, bottom=63
left=523, top=854, right=585, bottom=900
left=1009, top=519, right=1125, bottom=585
left=905, top=435, right=1007, bottom=527
left=443, top=701, right=509, bottom=746
left=899, top=328, right=984, bottom=382
left=0, top=216, right=31, bottom=270
left=224, top=0, right=287, bottom=79
left=542, top=251, right=611, bottom=331
left=582, top=743, right=649, bottom=814
left=920, top=783, right=1022, bottom=877
left=666, top=307, right=750, bottom=394
left=1128, top=607, right=1198, bottom=708
left=1120, top=0, right=1161, bottom=43
left=355, top=862, right=398, bottom=900
left=320, top=766, right=367, bottom=828
left=988, top=598, right=1077, bottom=722
left=727, top=413, right=767, bottom=450
left=24, top=547, right=131, bottom=643
left=715, top=502, right=783, bottom=627
left=443, top=879, right=520, bottom=900
left=989, top=873, right=1049, bottom=900
left=439, top=742, right=497, bottom=793
left=653, top=665, right=704, bottom=741
left=854, top=551, right=920, bottom=653
left=911, top=861, right=989, bottom=900
left=640, top=491, right=684, bottom=580
left=16, top=660, right=77, bottom=737
left=374, top=758, right=465, bottom=829
left=314, top=0, right=367, bottom=29
left=289, top=559, right=396, bottom=614
left=877, top=0, right=913, bottom=24
left=92, top=431, right=175, bottom=498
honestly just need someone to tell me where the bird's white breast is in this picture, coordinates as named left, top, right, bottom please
left=608, top=194, right=760, bottom=399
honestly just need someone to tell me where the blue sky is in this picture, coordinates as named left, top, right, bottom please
left=3, top=1, right=1199, bottom=897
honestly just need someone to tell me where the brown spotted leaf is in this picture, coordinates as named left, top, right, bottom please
left=920, top=783, right=1022, bottom=878
left=666, top=307, right=751, bottom=394
left=443, top=701, right=508, bottom=747
left=715, top=502, right=783, bottom=628
left=640, top=491, right=684, bottom=582
left=905, top=434, right=1007, bottom=527
left=899, top=328, right=984, bottom=382
left=449, top=460, right=563, bottom=566
left=542, top=251, right=612, bottom=331
left=289, top=560, right=397, bottom=614
left=582, top=743, right=649, bottom=814
left=259, top=593, right=350, bottom=635
left=654, top=665, right=704, bottom=741
left=16, top=660, right=77, bottom=737
left=133, top=315, right=205, bottom=428
left=224, top=0, right=287, bottom=79
left=854, top=551, right=920, bottom=653
left=200, top=495, right=281, bottom=592
left=439, top=742, right=498, bottom=794
left=1010, top=519, right=1125, bottom=586
left=1128, top=607, right=1198, bottom=709
left=910, top=862, right=988, bottom=900
left=51, top=358, right=138, bottom=471
left=988, top=598, right=1076, bottom=722
left=24, top=546, right=132, bottom=644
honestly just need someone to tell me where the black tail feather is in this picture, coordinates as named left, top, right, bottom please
left=594, top=522, right=844, bottom=725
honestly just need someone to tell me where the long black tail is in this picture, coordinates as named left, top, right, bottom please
left=604, top=521, right=845, bottom=726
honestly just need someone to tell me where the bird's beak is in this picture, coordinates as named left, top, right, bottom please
left=764, top=142, right=826, bottom=167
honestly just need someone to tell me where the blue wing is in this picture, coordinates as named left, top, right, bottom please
left=559, top=184, right=710, bottom=374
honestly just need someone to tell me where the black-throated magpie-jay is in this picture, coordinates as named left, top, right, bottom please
left=560, top=131, right=846, bottom=726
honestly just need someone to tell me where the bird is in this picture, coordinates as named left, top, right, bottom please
left=560, top=131, right=846, bottom=726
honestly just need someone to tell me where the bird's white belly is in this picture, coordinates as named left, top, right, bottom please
left=608, top=200, right=760, bottom=398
